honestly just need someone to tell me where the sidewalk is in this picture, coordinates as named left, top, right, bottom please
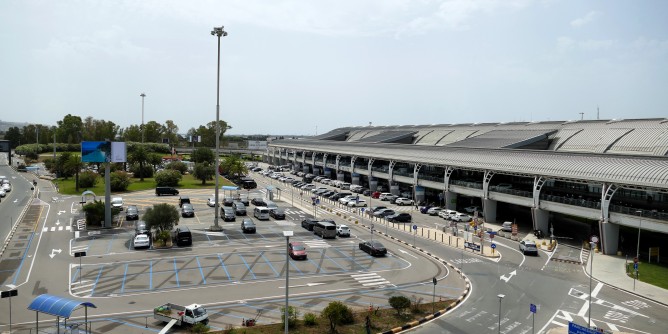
left=588, top=252, right=668, bottom=306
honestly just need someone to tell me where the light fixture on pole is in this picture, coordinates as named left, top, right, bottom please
left=140, top=93, right=146, bottom=143
left=283, top=230, right=293, bottom=334
left=210, top=25, right=227, bottom=231
left=497, top=294, right=505, bottom=334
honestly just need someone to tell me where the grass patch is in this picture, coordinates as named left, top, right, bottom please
left=626, top=262, right=668, bottom=289
left=210, top=300, right=455, bottom=334
left=54, top=174, right=236, bottom=195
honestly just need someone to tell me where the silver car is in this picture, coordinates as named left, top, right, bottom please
left=519, top=240, right=539, bottom=255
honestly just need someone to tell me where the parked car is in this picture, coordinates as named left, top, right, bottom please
left=178, top=196, right=190, bottom=208
left=241, top=218, right=256, bottom=234
left=427, top=207, right=442, bottom=216
left=289, top=241, right=307, bottom=260
left=451, top=213, right=471, bottom=222
left=439, top=209, right=457, bottom=220
left=270, top=208, right=286, bottom=220
left=371, top=191, right=381, bottom=199
left=501, top=221, right=513, bottom=232
left=339, top=195, right=356, bottom=205
left=378, top=193, right=393, bottom=201
left=125, top=205, right=139, bottom=220
left=172, top=227, right=192, bottom=246
left=234, top=195, right=250, bottom=206
left=464, top=206, right=481, bottom=214
left=301, top=218, right=318, bottom=231
left=386, top=195, right=399, bottom=203
left=387, top=213, right=412, bottom=223
left=420, top=206, right=433, bottom=214
left=519, top=240, right=538, bottom=255
left=207, top=196, right=217, bottom=207
left=133, top=234, right=151, bottom=249
left=368, top=206, right=387, bottom=216
left=221, top=207, right=236, bottom=221
left=251, top=197, right=266, bottom=206
left=301, top=184, right=316, bottom=191
left=359, top=240, right=387, bottom=257
left=223, top=197, right=234, bottom=206
left=337, top=224, right=351, bottom=237
left=394, top=197, right=414, bottom=206
left=233, top=202, right=247, bottom=216
left=181, top=203, right=195, bottom=218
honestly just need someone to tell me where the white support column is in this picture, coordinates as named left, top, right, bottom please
left=483, top=170, right=495, bottom=200
left=335, top=155, right=341, bottom=173
left=351, top=156, right=357, bottom=174
left=599, top=183, right=620, bottom=255
left=388, top=160, right=397, bottom=183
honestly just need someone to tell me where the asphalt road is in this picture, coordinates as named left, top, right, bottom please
left=0, top=163, right=466, bottom=333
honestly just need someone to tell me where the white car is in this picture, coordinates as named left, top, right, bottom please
left=451, top=212, right=471, bottom=222
left=337, top=225, right=351, bottom=237
left=1, top=183, right=10, bottom=192
left=339, top=195, right=356, bottom=205
left=311, top=187, right=328, bottom=193
left=464, top=206, right=481, bottom=214
left=438, top=209, right=457, bottom=220
left=207, top=196, right=216, bottom=207
left=301, top=184, right=316, bottom=190
left=427, top=207, right=442, bottom=215
left=133, top=234, right=151, bottom=249
left=394, top=197, right=414, bottom=206
left=0, top=188, right=5, bottom=197
left=111, top=197, right=124, bottom=211
left=378, top=193, right=393, bottom=201
left=320, top=178, right=331, bottom=185
left=347, top=199, right=367, bottom=207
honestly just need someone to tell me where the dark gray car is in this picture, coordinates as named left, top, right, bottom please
left=233, top=201, right=247, bottom=216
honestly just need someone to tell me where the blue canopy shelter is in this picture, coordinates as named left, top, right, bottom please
left=28, top=294, right=96, bottom=333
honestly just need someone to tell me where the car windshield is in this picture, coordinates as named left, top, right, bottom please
left=273, top=208, right=285, bottom=214
left=292, top=245, right=305, bottom=251
left=193, top=307, right=207, bottom=317
left=183, top=204, right=193, bottom=210
left=370, top=241, right=384, bottom=248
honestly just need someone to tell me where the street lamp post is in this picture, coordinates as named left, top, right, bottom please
left=497, top=294, right=505, bottom=334
left=588, top=240, right=596, bottom=327
left=283, top=230, right=293, bottom=334
left=211, top=25, right=227, bottom=231
left=636, top=210, right=643, bottom=261
left=140, top=93, right=146, bottom=143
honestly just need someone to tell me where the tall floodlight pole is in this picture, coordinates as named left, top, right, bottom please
left=497, top=294, right=505, bottom=334
left=283, top=230, right=293, bottom=334
left=636, top=210, right=642, bottom=261
left=140, top=93, right=146, bottom=143
left=211, top=25, right=227, bottom=231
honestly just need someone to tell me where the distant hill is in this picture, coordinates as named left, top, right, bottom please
left=0, top=120, right=29, bottom=132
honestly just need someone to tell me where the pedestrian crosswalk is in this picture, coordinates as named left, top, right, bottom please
left=303, top=240, right=330, bottom=248
left=42, top=226, right=72, bottom=232
left=275, top=220, right=296, bottom=226
left=350, top=272, right=393, bottom=287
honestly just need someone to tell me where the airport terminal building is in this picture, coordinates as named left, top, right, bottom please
left=265, top=118, right=668, bottom=257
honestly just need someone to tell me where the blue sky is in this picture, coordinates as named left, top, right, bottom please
left=1, top=1, right=666, bottom=135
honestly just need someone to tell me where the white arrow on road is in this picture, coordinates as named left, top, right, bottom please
left=279, top=282, right=325, bottom=289
left=13, top=199, right=18, bottom=203
left=398, top=248, right=418, bottom=259
left=58, top=210, right=66, bottom=215
left=49, top=249, right=62, bottom=259
left=55, top=220, right=61, bottom=226
left=500, top=270, right=517, bottom=282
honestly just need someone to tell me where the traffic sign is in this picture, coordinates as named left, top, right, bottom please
left=432, top=277, right=437, bottom=285
left=412, top=224, right=417, bottom=231
left=490, top=243, right=496, bottom=249
left=568, top=321, right=597, bottom=334
left=530, top=303, right=536, bottom=313
left=634, top=262, right=639, bottom=271
left=316, top=198, right=320, bottom=205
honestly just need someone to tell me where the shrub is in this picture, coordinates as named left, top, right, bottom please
left=82, top=200, right=121, bottom=226
left=155, top=169, right=182, bottom=187
left=321, top=301, right=354, bottom=332
left=110, top=171, right=131, bottom=191
left=190, top=322, right=210, bottom=333
left=303, top=312, right=317, bottom=326
left=166, top=161, right=188, bottom=175
left=78, top=171, right=99, bottom=188
left=281, top=306, right=299, bottom=328
left=410, top=295, right=423, bottom=313
left=389, top=296, right=411, bottom=315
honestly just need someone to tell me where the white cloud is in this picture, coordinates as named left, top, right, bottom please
left=570, top=11, right=601, bottom=28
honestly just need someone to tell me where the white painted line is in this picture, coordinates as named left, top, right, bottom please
left=362, top=281, right=389, bottom=286
left=359, top=278, right=387, bottom=284
left=577, top=302, right=589, bottom=317
left=351, top=273, right=379, bottom=278
left=58, top=226, right=63, bottom=231
left=50, top=227, right=56, bottom=231
left=591, top=282, right=604, bottom=298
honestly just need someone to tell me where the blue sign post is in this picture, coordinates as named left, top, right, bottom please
left=530, top=303, right=537, bottom=333
left=413, top=224, right=417, bottom=246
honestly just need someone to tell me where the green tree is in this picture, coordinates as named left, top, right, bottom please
left=162, top=120, right=179, bottom=146
left=191, top=147, right=214, bottom=164
left=128, top=145, right=149, bottom=181
left=148, top=153, right=164, bottom=169
left=321, top=301, right=353, bottom=333
left=144, top=203, right=180, bottom=233
left=65, top=154, right=85, bottom=191
left=193, top=162, right=215, bottom=185
left=82, top=200, right=120, bottom=227
left=78, top=171, right=98, bottom=188
left=166, top=161, right=187, bottom=175
left=4, top=126, right=22, bottom=149
left=220, top=155, right=248, bottom=179
left=281, top=306, right=299, bottom=329
left=122, top=125, right=142, bottom=142
left=56, top=114, right=83, bottom=144
left=144, top=120, right=164, bottom=143
left=389, top=295, right=411, bottom=315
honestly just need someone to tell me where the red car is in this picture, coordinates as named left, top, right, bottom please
left=289, top=242, right=307, bottom=260
left=371, top=191, right=381, bottom=199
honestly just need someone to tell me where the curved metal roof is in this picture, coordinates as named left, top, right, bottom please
left=269, top=140, right=668, bottom=189
left=28, top=294, right=97, bottom=318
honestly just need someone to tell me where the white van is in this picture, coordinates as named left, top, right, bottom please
left=254, top=207, right=270, bottom=220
